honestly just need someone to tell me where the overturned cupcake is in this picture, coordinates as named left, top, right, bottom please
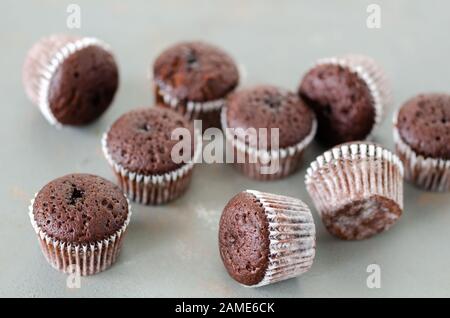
left=305, top=142, right=403, bottom=240
left=221, top=85, right=316, bottom=180
left=23, top=34, right=119, bottom=127
left=299, top=54, right=391, bottom=146
left=219, top=190, right=315, bottom=287
left=29, top=173, right=131, bottom=275
left=152, top=41, right=239, bottom=130
left=102, top=107, right=201, bottom=205
left=394, top=93, right=450, bottom=191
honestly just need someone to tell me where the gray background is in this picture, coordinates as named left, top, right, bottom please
left=1, top=0, right=449, bottom=297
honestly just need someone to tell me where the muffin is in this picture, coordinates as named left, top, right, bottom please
left=305, top=142, right=403, bottom=240
left=29, top=173, right=131, bottom=275
left=221, top=85, right=316, bottom=180
left=102, top=107, right=201, bottom=205
left=153, top=41, right=239, bottom=130
left=219, top=190, right=315, bottom=287
left=23, top=34, right=119, bottom=127
left=298, top=54, right=391, bottom=146
left=394, top=93, right=450, bottom=191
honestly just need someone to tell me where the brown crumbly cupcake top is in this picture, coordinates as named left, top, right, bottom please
left=397, top=93, right=450, bottom=160
left=299, top=63, right=374, bottom=146
left=219, top=191, right=270, bottom=286
left=32, top=174, right=129, bottom=244
left=153, top=41, right=239, bottom=102
left=322, top=195, right=402, bottom=240
left=106, top=107, right=195, bottom=175
left=48, top=45, right=119, bottom=125
left=225, top=85, right=315, bottom=149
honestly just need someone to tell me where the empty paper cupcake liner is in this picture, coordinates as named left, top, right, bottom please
left=305, top=143, right=403, bottom=240
left=102, top=129, right=202, bottom=205
left=393, top=112, right=450, bottom=191
left=246, top=190, right=315, bottom=287
left=315, top=54, right=392, bottom=139
left=221, top=107, right=317, bottom=180
left=28, top=195, right=131, bottom=276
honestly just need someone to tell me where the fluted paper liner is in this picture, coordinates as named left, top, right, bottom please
left=305, top=143, right=403, bottom=240
left=154, top=79, right=227, bottom=129
left=246, top=190, right=315, bottom=287
left=221, top=107, right=317, bottom=180
left=315, top=54, right=392, bottom=139
left=29, top=195, right=131, bottom=276
left=23, top=35, right=111, bottom=128
left=393, top=112, right=450, bottom=191
left=102, top=129, right=202, bottom=205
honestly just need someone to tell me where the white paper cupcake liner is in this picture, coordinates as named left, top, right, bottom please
left=24, top=35, right=77, bottom=105
left=154, top=79, right=227, bottom=129
left=393, top=112, right=450, bottom=191
left=305, top=143, right=403, bottom=240
left=155, top=79, right=226, bottom=113
left=221, top=106, right=317, bottom=180
left=29, top=194, right=131, bottom=276
left=23, top=35, right=111, bottom=128
left=102, top=129, right=202, bottom=205
left=246, top=190, right=315, bottom=287
left=315, top=54, right=391, bottom=139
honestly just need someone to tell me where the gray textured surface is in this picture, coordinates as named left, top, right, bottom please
left=1, top=0, right=450, bottom=297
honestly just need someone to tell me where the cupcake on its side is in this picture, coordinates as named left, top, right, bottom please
left=152, top=41, right=239, bottom=130
left=23, top=34, right=119, bottom=127
left=219, top=190, right=315, bottom=287
left=298, top=54, right=390, bottom=146
left=102, top=107, right=201, bottom=205
left=221, top=85, right=316, bottom=181
left=29, top=174, right=131, bottom=275
left=305, top=142, right=403, bottom=240
left=394, top=93, right=450, bottom=191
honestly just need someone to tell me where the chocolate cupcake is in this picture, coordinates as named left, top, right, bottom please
left=23, top=34, right=119, bottom=127
left=102, top=107, right=201, bottom=205
left=219, top=190, right=315, bottom=287
left=29, top=174, right=131, bottom=275
left=305, top=142, right=403, bottom=240
left=394, top=93, right=450, bottom=191
left=299, top=55, right=391, bottom=146
left=153, top=41, right=239, bottom=130
left=221, top=85, right=316, bottom=180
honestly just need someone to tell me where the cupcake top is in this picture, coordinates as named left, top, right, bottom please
left=396, top=93, right=450, bottom=159
left=48, top=44, right=118, bottom=125
left=218, top=191, right=270, bottom=286
left=153, top=41, right=239, bottom=102
left=299, top=63, right=374, bottom=146
left=32, top=174, right=129, bottom=244
left=105, top=107, right=195, bottom=175
left=224, top=85, right=315, bottom=149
